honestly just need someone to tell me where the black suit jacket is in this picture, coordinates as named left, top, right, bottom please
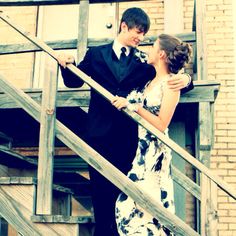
left=61, top=43, right=156, bottom=139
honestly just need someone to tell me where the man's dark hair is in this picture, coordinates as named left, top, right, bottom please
left=119, top=7, right=150, bottom=34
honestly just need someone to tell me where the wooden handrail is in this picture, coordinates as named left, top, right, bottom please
left=0, top=0, right=145, bottom=6
left=1, top=11, right=235, bottom=201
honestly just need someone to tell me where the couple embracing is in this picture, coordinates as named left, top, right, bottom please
left=58, top=7, right=192, bottom=236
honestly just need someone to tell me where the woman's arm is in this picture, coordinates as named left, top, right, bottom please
left=112, top=85, right=180, bottom=132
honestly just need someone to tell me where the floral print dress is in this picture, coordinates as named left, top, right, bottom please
left=115, top=78, right=175, bottom=236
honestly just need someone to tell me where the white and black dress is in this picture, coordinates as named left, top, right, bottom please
left=115, top=78, right=175, bottom=236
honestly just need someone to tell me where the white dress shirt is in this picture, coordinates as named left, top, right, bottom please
left=112, top=39, right=131, bottom=60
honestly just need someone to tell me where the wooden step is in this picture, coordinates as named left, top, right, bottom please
left=53, top=171, right=91, bottom=196
left=0, top=145, right=89, bottom=173
left=31, top=215, right=93, bottom=224
left=0, top=132, right=12, bottom=148
left=0, top=177, right=80, bottom=235
left=0, top=107, right=88, bottom=147
left=31, top=215, right=95, bottom=236
left=0, top=146, right=37, bottom=169
left=0, top=177, right=73, bottom=216
left=0, top=176, right=73, bottom=194
left=0, top=147, right=92, bottom=195
left=0, top=149, right=94, bottom=221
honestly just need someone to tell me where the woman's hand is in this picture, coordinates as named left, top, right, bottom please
left=57, top=53, right=75, bottom=68
left=112, top=96, right=128, bottom=110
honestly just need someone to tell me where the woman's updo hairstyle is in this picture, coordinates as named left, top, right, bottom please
left=158, top=34, right=192, bottom=74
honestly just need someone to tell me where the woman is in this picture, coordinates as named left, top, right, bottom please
left=112, top=34, right=192, bottom=236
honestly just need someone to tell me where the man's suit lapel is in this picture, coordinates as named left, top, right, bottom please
left=100, top=43, right=118, bottom=82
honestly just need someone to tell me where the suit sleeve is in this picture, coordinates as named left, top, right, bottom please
left=180, top=75, right=194, bottom=95
left=136, top=64, right=156, bottom=91
left=60, top=49, right=92, bottom=88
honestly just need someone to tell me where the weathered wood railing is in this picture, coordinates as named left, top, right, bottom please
left=0, top=10, right=234, bottom=236
left=0, top=0, right=142, bottom=6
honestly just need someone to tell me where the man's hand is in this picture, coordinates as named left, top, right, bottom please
left=167, top=73, right=191, bottom=91
left=57, top=53, right=75, bottom=68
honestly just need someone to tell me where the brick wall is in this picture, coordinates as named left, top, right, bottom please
left=119, top=0, right=164, bottom=36
left=183, top=0, right=236, bottom=234
left=0, top=6, right=38, bottom=88
left=206, top=0, right=236, bottom=235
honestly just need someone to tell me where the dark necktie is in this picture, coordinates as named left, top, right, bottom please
left=120, top=47, right=127, bottom=63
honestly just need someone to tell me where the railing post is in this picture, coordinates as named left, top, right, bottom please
left=36, top=57, right=58, bottom=214
left=77, top=0, right=89, bottom=63
left=199, top=102, right=218, bottom=235
left=195, top=0, right=208, bottom=81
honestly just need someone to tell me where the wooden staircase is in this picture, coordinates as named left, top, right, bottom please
left=0, top=1, right=235, bottom=235
left=0, top=145, right=94, bottom=236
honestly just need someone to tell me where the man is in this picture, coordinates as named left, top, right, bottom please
left=57, top=7, right=193, bottom=236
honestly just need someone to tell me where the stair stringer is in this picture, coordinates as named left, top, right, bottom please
left=0, top=184, right=79, bottom=236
